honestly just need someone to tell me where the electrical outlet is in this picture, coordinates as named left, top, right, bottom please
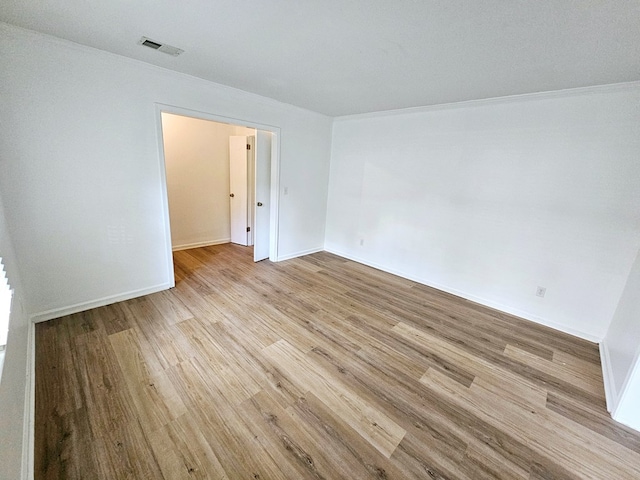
left=359, top=239, right=364, bottom=246
left=283, top=186, right=289, bottom=195
left=536, top=286, right=546, bottom=298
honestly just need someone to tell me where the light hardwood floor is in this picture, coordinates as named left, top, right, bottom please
left=35, top=244, right=640, bottom=479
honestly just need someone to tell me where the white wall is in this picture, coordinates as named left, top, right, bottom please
left=0, top=23, right=332, bottom=320
left=326, top=83, right=640, bottom=341
left=161, top=113, right=254, bottom=250
left=233, top=125, right=257, bottom=137
left=602, top=248, right=640, bottom=428
left=0, top=192, right=32, bottom=480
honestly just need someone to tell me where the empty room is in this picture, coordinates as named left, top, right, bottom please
left=1, top=1, right=639, bottom=479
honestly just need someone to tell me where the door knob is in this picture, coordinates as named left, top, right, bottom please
left=257, top=202, right=263, bottom=206
left=229, top=193, right=235, bottom=197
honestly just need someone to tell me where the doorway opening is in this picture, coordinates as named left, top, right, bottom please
left=155, top=105, right=280, bottom=286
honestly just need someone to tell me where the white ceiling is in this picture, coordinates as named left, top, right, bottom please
left=1, top=1, right=639, bottom=116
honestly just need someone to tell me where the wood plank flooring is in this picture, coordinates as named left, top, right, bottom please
left=35, top=244, right=640, bottom=479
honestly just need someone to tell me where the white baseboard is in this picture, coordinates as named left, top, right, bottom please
left=324, top=247, right=601, bottom=344
left=29, top=282, right=173, bottom=323
left=277, top=247, right=324, bottom=262
left=22, top=319, right=34, bottom=480
left=600, top=341, right=617, bottom=413
left=172, top=238, right=230, bottom=252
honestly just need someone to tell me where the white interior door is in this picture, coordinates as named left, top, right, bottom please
left=254, top=131, right=272, bottom=261
left=229, top=136, right=249, bottom=246
left=247, top=136, right=255, bottom=246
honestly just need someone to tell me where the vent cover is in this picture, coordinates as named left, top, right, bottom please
left=138, top=36, right=184, bottom=56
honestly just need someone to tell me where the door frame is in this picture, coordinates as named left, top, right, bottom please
left=154, top=103, right=281, bottom=286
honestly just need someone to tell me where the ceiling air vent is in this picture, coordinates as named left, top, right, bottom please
left=138, top=36, right=184, bottom=56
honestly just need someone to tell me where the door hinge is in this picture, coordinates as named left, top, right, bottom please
left=247, top=144, right=251, bottom=150
left=246, top=226, right=251, bottom=232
